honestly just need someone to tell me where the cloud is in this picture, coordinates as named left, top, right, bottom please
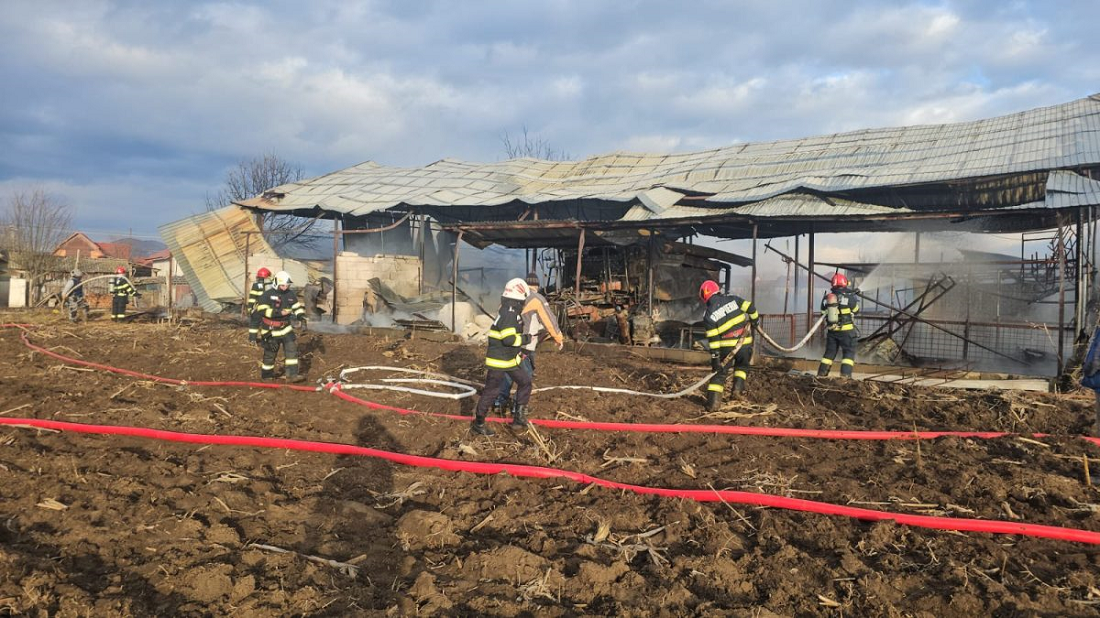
left=0, top=0, right=1097, bottom=235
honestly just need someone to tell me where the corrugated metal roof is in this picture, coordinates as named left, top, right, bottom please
left=158, top=206, right=270, bottom=312
left=250, top=94, right=1100, bottom=220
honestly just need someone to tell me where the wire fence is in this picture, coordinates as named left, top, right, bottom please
left=755, top=312, right=1072, bottom=376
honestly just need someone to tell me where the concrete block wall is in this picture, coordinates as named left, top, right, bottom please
left=335, top=253, right=422, bottom=325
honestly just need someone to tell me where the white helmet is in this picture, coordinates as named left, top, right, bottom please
left=274, top=270, right=292, bottom=287
left=502, top=277, right=529, bottom=301
left=71, top=269, right=83, bottom=277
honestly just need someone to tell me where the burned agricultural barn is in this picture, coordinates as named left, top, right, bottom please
left=165, top=94, right=1100, bottom=377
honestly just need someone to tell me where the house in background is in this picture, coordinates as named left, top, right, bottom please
left=54, top=232, right=133, bottom=261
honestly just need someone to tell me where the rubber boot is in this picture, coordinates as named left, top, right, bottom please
left=705, top=391, right=721, bottom=411
left=816, top=363, right=830, bottom=377
left=261, top=369, right=275, bottom=382
left=471, top=415, right=495, bottom=436
left=288, top=374, right=307, bottom=383
left=511, top=404, right=529, bottom=428
left=732, top=377, right=746, bottom=395
left=840, top=362, right=854, bottom=379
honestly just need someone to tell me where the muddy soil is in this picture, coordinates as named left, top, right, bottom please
left=1, top=313, right=1099, bottom=616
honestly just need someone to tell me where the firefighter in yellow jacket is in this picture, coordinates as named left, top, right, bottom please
left=471, top=278, right=534, bottom=436
left=109, top=266, right=138, bottom=321
left=817, top=272, right=860, bottom=378
left=250, top=270, right=307, bottom=382
left=699, top=280, right=760, bottom=410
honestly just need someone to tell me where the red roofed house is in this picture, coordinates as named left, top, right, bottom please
left=53, top=232, right=131, bottom=260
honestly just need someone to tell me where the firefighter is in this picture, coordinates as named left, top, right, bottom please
left=251, top=270, right=307, bottom=382
left=700, top=280, right=760, bottom=410
left=493, top=272, right=564, bottom=416
left=471, top=278, right=534, bottom=436
left=247, top=267, right=271, bottom=341
left=109, top=266, right=137, bottom=321
left=817, top=272, right=861, bottom=378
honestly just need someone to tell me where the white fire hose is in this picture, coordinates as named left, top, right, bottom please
left=337, top=318, right=824, bottom=401
left=756, top=315, right=826, bottom=353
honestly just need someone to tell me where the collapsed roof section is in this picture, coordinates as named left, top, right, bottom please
left=236, top=94, right=1100, bottom=246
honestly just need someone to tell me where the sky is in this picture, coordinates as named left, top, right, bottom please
left=1, top=0, right=1098, bottom=250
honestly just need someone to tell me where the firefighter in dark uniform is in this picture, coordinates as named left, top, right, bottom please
left=109, top=266, right=137, bottom=321
left=251, top=270, right=307, bottom=382
left=699, top=280, right=760, bottom=410
left=247, top=267, right=271, bottom=340
left=817, top=272, right=861, bottom=378
left=471, top=278, right=534, bottom=436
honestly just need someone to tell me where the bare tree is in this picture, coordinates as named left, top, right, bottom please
left=0, top=188, right=73, bottom=303
left=501, top=126, right=571, bottom=161
left=206, top=153, right=320, bottom=251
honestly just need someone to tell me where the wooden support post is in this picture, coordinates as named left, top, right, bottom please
left=1058, top=217, right=1066, bottom=380
left=574, top=228, right=586, bottom=298
left=332, top=218, right=340, bottom=323
left=1076, top=209, right=1085, bottom=334
left=647, top=233, right=655, bottom=318
left=806, top=227, right=815, bottom=330
left=167, top=253, right=174, bottom=315
left=452, top=231, right=463, bottom=333
left=914, top=231, right=921, bottom=263
left=751, top=222, right=758, bottom=301
left=793, top=234, right=800, bottom=314
left=242, top=232, right=251, bottom=316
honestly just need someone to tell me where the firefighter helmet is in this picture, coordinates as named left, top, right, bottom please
left=257, top=267, right=271, bottom=279
left=699, top=280, right=720, bottom=303
left=831, top=272, right=849, bottom=289
left=274, top=271, right=292, bottom=287
left=71, top=269, right=83, bottom=277
left=502, top=278, right=529, bottom=301
left=115, top=266, right=126, bottom=275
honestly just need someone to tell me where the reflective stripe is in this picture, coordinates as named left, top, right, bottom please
left=829, top=323, right=856, bottom=331
left=819, top=358, right=834, bottom=365
left=709, top=336, right=752, bottom=348
left=733, top=370, right=747, bottom=379
left=707, top=383, right=724, bottom=392
left=270, top=325, right=294, bottom=337
left=488, top=327, right=518, bottom=339
left=841, top=358, right=855, bottom=366
left=486, top=355, right=521, bottom=369
left=248, top=328, right=259, bottom=334
left=839, top=308, right=852, bottom=314
left=706, top=313, right=746, bottom=338
left=284, top=358, right=298, bottom=366
left=261, top=364, right=275, bottom=370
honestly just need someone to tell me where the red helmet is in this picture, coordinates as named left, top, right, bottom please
left=699, top=280, right=720, bottom=303
left=115, top=266, right=126, bottom=275
left=257, top=267, right=271, bottom=279
left=831, top=272, right=849, bottom=289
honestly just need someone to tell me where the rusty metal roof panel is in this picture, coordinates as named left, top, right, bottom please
left=158, top=206, right=269, bottom=312
left=247, top=95, right=1100, bottom=218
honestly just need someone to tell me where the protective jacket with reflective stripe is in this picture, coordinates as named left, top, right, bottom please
left=704, top=293, right=759, bottom=349
left=822, top=287, right=860, bottom=332
left=247, top=279, right=268, bottom=311
left=251, top=287, right=306, bottom=337
left=486, top=297, right=529, bottom=369
left=110, top=277, right=136, bottom=297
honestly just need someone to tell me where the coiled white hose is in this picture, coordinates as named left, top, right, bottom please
left=338, top=317, right=822, bottom=401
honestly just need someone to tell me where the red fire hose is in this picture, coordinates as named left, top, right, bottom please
left=6, top=323, right=1100, bottom=545
left=1, top=416, right=1097, bottom=545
